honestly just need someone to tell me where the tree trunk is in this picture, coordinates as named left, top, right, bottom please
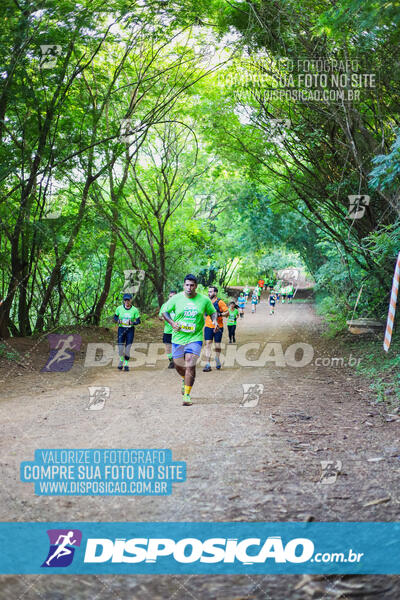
left=89, top=231, right=117, bottom=325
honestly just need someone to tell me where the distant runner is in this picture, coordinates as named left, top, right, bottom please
left=159, top=290, right=177, bottom=368
left=256, top=284, right=262, bottom=302
left=258, top=278, right=265, bottom=290
left=162, top=274, right=217, bottom=406
left=237, top=291, right=246, bottom=318
left=268, top=291, right=277, bottom=315
left=227, top=301, right=239, bottom=343
left=203, top=286, right=229, bottom=372
left=287, top=283, right=294, bottom=303
left=243, top=285, right=250, bottom=302
left=113, top=293, right=140, bottom=371
left=251, top=290, right=258, bottom=313
left=275, top=281, right=281, bottom=302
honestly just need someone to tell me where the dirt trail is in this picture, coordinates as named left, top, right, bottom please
left=0, top=295, right=399, bottom=599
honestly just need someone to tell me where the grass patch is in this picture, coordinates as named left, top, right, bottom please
left=0, top=342, right=21, bottom=362
left=315, top=292, right=348, bottom=337
left=352, top=335, right=400, bottom=410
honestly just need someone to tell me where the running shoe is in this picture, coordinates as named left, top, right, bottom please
left=117, top=359, right=124, bottom=371
left=203, top=364, right=212, bottom=372
left=182, top=394, right=193, bottom=406
left=168, top=360, right=175, bottom=369
left=124, top=365, right=129, bottom=371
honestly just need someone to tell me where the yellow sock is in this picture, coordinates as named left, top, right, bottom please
left=184, top=385, right=192, bottom=395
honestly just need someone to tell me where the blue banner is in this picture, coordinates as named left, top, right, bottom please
left=0, top=522, right=399, bottom=574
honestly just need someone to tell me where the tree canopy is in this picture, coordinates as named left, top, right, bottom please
left=1, top=0, right=399, bottom=337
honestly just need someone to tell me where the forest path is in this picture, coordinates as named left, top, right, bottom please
left=0, top=295, right=399, bottom=598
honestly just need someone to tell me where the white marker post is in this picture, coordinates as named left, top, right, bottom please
left=383, top=251, right=400, bottom=352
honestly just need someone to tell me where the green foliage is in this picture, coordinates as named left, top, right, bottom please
left=355, top=338, right=400, bottom=409
left=315, top=293, right=348, bottom=338
left=0, top=343, right=20, bottom=361
left=0, top=0, right=399, bottom=352
left=369, top=131, right=400, bottom=192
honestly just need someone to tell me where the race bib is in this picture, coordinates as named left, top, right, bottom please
left=120, top=317, right=131, bottom=326
left=179, top=321, right=195, bottom=333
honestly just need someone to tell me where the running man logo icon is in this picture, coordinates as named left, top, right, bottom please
left=87, top=386, right=110, bottom=410
left=278, top=268, right=300, bottom=283
left=41, top=334, right=82, bottom=372
left=120, top=117, right=134, bottom=144
left=123, top=269, right=145, bottom=295
left=240, top=384, right=264, bottom=408
left=266, top=119, right=291, bottom=143
left=42, top=529, right=82, bottom=568
left=346, top=195, right=370, bottom=219
left=193, top=194, right=217, bottom=220
left=40, top=45, right=62, bottom=69
left=319, top=460, right=342, bottom=485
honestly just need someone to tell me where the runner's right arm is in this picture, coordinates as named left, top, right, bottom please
left=162, top=311, right=180, bottom=331
left=210, top=311, right=219, bottom=331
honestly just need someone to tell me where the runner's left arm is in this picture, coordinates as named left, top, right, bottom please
left=133, top=308, right=140, bottom=326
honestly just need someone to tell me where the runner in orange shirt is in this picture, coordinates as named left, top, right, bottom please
left=258, top=277, right=265, bottom=291
left=203, top=286, right=229, bottom=372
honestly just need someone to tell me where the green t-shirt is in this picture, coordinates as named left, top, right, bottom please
left=227, top=308, right=239, bottom=325
left=159, top=302, right=175, bottom=334
left=163, top=291, right=215, bottom=345
left=115, top=304, right=140, bottom=327
left=243, top=287, right=249, bottom=294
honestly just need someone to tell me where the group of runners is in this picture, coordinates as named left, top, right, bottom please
left=238, top=280, right=295, bottom=315
left=113, top=273, right=295, bottom=406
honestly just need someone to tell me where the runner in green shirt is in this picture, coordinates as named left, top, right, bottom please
left=158, top=290, right=177, bottom=368
left=113, top=294, right=141, bottom=371
left=287, top=283, right=294, bottom=303
left=162, top=274, right=217, bottom=406
left=227, top=302, right=239, bottom=343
